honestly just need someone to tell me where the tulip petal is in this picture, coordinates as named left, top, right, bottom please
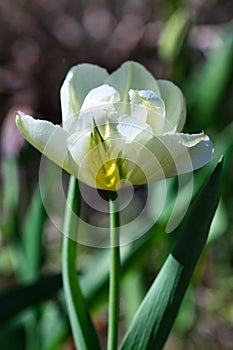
left=117, top=115, right=153, bottom=144
left=129, top=89, right=170, bottom=135
left=132, top=132, right=214, bottom=183
left=67, top=130, right=91, bottom=167
left=158, top=80, right=186, bottom=131
left=16, top=112, right=73, bottom=174
left=81, top=84, right=120, bottom=111
left=60, top=64, right=108, bottom=123
left=105, top=61, right=160, bottom=103
left=67, top=129, right=122, bottom=190
left=137, top=90, right=165, bottom=112
left=64, top=108, right=120, bottom=142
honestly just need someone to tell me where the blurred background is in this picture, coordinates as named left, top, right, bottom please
left=0, top=0, right=233, bottom=349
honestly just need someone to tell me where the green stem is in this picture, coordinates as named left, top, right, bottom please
left=107, top=192, right=120, bottom=350
left=62, top=176, right=101, bottom=350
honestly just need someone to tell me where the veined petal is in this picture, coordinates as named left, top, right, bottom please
left=136, top=90, right=164, bottom=111
left=64, top=108, right=119, bottom=141
left=60, top=63, right=108, bottom=123
left=117, top=115, right=153, bottom=144
left=134, top=132, right=214, bottom=183
left=81, top=84, right=120, bottom=111
left=67, top=130, right=91, bottom=168
left=16, top=112, right=73, bottom=174
left=67, top=129, right=123, bottom=190
left=158, top=80, right=186, bottom=131
left=105, top=61, right=160, bottom=103
left=129, top=89, right=169, bottom=135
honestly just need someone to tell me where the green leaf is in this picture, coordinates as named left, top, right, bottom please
left=62, top=176, right=101, bottom=350
left=0, top=274, right=62, bottom=326
left=184, top=28, right=233, bottom=128
left=2, top=157, right=19, bottom=214
left=122, top=270, right=144, bottom=327
left=40, top=302, right=68, bottom=350
left=105, top=61, right=160, bottom=102
left=19, top=186, right=46, bottom=282
left=1, top=156, right=19, bottom=239
left=120, top=159, right=222, bottom=350
left=158, top=9, right=189, bottom=62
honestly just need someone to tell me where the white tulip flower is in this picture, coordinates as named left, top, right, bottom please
left=16, top=61, right=213, bottom=190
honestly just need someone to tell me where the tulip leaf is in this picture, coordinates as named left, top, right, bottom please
left=19, top=186, right=46, bottom=282
left=184, top=28, right=233, bottom=128
left=1, top=157, right=19, bottom=239
left=105, top=61, right=160, bottom=102
left=120, top=159, right=222, bottom=350
left=2, top=157, right=19, bottom=216
left=62, top=176, right=101, bottom=350
left=0, top=274, right=62, bottom=326
left=158, top=9, right=189, bottom=62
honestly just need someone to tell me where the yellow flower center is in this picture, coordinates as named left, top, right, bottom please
left=97, top=159, right=121, bottom=189
left=90, top=118, right=122, bottom=190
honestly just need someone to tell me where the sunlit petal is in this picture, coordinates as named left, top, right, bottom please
left=16, top=112, right=72, bottom=174
left=158, top=80, right=186, bottom=131
left=117, top=115, right=153, bottom=144
left=129, top=89, right=169, bottom=135
left=81, top=84, right=120, bottom=111
left=142, top=132, right=214, bottom=182
left=105, top=61, right=160, bottom=102
left=60, top=63, right=108, bottom=123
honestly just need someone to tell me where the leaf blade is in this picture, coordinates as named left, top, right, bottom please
left=62, top=176, right=101, bottom=350
left=120, top=159, right=222, bottom=350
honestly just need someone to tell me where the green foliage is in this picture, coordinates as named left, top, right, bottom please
left=120, top=160, right=222, bottom=350
left=19, top=187, right=46, bottom=282
left=184, top=28, right=233, bottom=129
left=62, top=177, right=101, bottom=350
left=158, top=8, right=189, bottom=62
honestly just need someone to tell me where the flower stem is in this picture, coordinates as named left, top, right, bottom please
left=107, top=191, right=120, bottom=350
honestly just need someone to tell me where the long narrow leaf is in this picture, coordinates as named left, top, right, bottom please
left=19, top=187, right=46, bottom=282
left=62, top=176, right=101, bottom=350
left=120, top=159, right=222, bottom=350
left=2, top=157, right=19, bottom=239
left=0, top=274, right=62, bottom=326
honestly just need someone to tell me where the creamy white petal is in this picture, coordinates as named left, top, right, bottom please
left=129, top=89, right=169, bottom=135
left=64, top=108, right=120, bottom=142
left=187, top=137, right=214, bottom=170
left=60, top=64, right=108, bottom=123
left=158, top=80, right=186, bottom=131
left=137, top=90, right=165, bottom=111
left=81, top=84, right=120, bottom=111
left=117, top=115, right=153, bottom=144
left=105, top=61, right=160, bottom=103
left=129, top=89, right=165, bottom=119
left=67, top=130, right=123, bottom=190
left=133, top=132, right=214, bottom=183
left=67, top=130, right=92, bottom=167
left=16, top=112, right=73, bottom=174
